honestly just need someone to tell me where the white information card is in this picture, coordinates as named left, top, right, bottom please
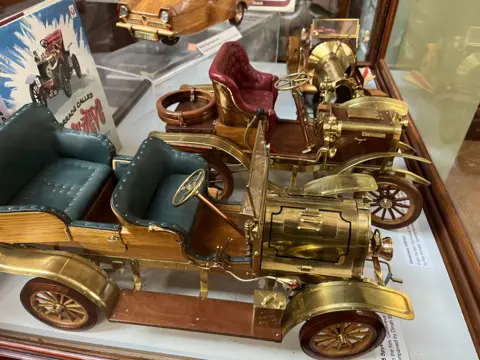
left=401, top=223, right=433, bottom=268
left=376, top=314, right=410, bottom=360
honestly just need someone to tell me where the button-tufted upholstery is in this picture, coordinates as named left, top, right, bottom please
left=111, top=137, right=208, bottom=239
left=209, top=41, right=279, bottom=131
left=0, top=103, right=115, bottom=222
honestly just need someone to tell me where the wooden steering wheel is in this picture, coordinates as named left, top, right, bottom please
left=172, top=169, right=206, bottom=207
left=274, top=72, right=311, bottom=91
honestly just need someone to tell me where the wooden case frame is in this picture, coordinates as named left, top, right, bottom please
left=0, top=0, right=479, bottom=358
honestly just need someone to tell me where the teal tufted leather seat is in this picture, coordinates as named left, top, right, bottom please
left=111, top=137, right=208, bottom=239
left=0, top=103, right=115, bottom=222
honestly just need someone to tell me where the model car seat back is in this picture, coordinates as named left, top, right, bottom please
left=111, top=137, right=209, bottom=239
left=209, top=41, right=279, bottom=132
left=0, top=104, right=59, bottom=204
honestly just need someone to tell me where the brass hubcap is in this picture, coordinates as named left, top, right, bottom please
left=30, top=291, right=88, bottom=326
left=380, top=198, right=393, bottom=209
left=369, top=183, right=411, bottom=222
left=311, top=322, right=376, bottom=356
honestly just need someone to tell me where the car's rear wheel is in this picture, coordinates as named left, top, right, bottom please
left=229, top=2, right=245, bottom=26
left=161, top=36, right=179, bottom=46
left=72, top=54, right=82, bottom=78
left=59, top=63, right=72, bottom=98
left=20, top=278, right=99, bottom=331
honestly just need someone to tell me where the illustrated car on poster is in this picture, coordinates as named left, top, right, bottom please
left=116, top=0, right=254, bottom=45
left=26, top=29, right=82, bottom=106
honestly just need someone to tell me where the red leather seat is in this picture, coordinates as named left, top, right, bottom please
left=209, top=41, right=279, bottom=133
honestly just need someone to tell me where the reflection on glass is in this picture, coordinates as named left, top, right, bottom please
left=385, top=0, right=480, bottom=258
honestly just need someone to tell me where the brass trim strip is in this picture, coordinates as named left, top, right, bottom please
left=282, top=281, right=414, bottom=335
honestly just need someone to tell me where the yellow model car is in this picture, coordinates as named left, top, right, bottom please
left=116, top=0, right=254, bottom=45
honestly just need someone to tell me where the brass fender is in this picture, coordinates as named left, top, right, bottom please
left=149, top=131, right=283, bottom=192
left=149, top=131, right=251, bottom=170
left=282, top=281, right=414, bottom=335
left=303, top=173, right=378, bottom=196
left=0, top=246, right=119, bottom=316
left=329, top=152, right=431, bottom=185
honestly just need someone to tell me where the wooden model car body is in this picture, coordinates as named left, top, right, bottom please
left=116, top=0, right=254, bottom=43
left=0, top=103, right=414, bottom=360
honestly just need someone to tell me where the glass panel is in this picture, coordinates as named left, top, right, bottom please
left=278, top=1, right=384, bottom=62
left=247, top=121, right=269, bottom=220
left=385, top=0, right=480, bottom=259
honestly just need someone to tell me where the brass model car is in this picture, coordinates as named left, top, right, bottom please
left=156, top=41, right=430, bottom=230
left=0, top=103, right=413, bottom=360
left=116, top=0, right=254, bottom=45
left=287, top=18, right=380, bottom=105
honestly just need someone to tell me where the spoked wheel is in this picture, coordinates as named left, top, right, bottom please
left=299, top=311, right=386, bottom=359
left=229, top=2, right=245, bottom=26
left=204, top=156, right=234, bottom=201
left=361, top=174, right=422, bottom=230
left=20, top=278, right=98, bottom=330
left=59, top=63, right=72, bottom=98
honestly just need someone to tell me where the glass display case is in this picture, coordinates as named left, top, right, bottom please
left=0, top=1, right=479, bottom=359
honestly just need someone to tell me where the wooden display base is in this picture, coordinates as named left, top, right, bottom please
left=109, top=290, right=282, bottom=342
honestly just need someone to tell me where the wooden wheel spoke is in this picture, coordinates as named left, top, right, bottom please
left=63, top=299, right=75, bottom=306
left=381, top=208, right=387, bottom=220
left=394, top=197, right=408, bottom=202
left=392, top=207, right=404, bottom=216
left=346, top=328, right=369, bottom=335
left=42, top=292, right=58, bottom=303
left=388, top=208, right=396, bottom=219
left=67, top=307, right=86, bottom=315
left=390, top=189, right=400, bottom=197
left=325, top=339, right=339, bottom=349
left=315, top=337, right=337, bottom=346
left=395, top=203, right=410, bottom=209
left=372, top=206, right=382, bottom=215
left=65, top=309, right=77, bottom=322
left=36, top=298, right=54, bottom=306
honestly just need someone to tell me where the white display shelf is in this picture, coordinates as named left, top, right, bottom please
left=0, top=62, right=476, bottom=360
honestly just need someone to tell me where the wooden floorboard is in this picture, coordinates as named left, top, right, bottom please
left=109, top=290, right=281, bottom=342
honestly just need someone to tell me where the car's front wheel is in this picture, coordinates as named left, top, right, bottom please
left=29, top=81, right=47, bottom=106
left=229, top=2, right=245, bottom=26
left=20, top=278, right=99, bottom=330
left=59, top=63, right=72, bottom=98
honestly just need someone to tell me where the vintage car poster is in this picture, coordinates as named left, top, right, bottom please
left=0, top=0, right=122, bottom=150
left=251, top=0, right=296, bottom=12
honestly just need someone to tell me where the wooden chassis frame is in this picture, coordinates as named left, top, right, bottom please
left=0, top=0, right=479, bottom=358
